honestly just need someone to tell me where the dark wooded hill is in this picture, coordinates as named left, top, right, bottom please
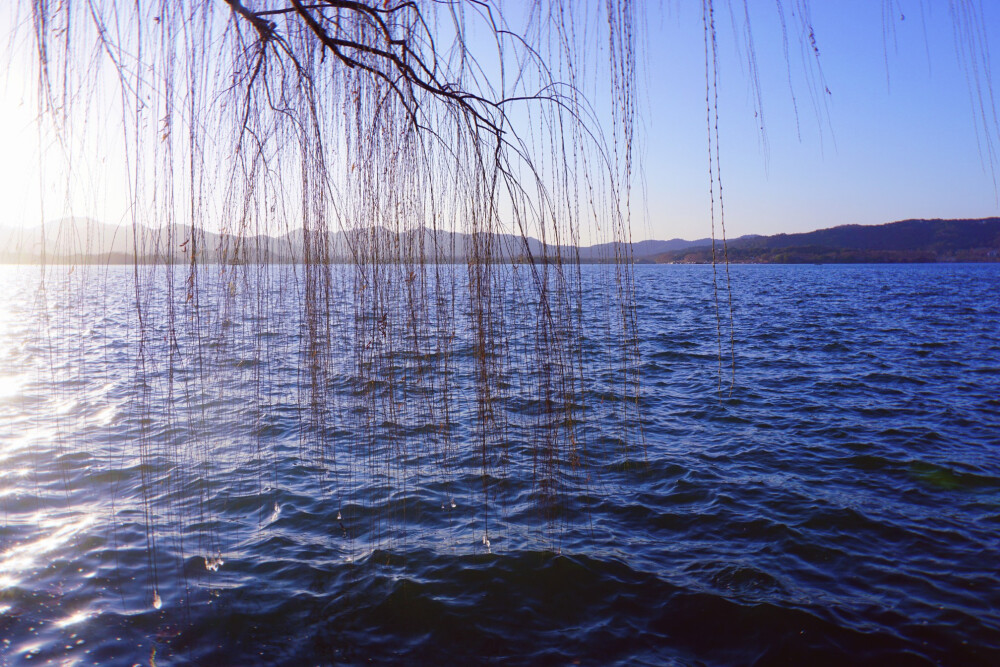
left=651, top=218, right=1000, bottom=264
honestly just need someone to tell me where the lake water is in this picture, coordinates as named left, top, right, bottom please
left=0, top=263, right=998, bottom=665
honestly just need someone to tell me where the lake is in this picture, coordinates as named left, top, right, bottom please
left=0, top=263, right=998, bottom=665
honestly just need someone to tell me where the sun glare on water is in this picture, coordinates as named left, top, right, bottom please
left=0, top=513, right=98, bottom=591
left=0, top=275, right=24, bottom=402
left=0, top=287, right=19, bottom=400
left=0, top=373, right=23, bottom=401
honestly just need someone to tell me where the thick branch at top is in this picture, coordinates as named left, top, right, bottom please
left=223, top=0, right=514, bottom=134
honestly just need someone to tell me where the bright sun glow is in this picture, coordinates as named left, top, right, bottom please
left=1, top=1, right=132, bottom=233
left=0, top=71, right=41, bottom=227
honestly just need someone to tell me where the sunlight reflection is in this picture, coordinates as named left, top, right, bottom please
left=0, top=272, right=24, bottom=403
left=0, top=373, right=24, bottom=399
left=54, top=397, right=79, bottom=415
left=0, top=513, right=97, bottom=591
left=0, top=428, right=59, bottom=463
left=92, top=402, right=120, bottom=427
left=55, top=610, right=92, bottom=628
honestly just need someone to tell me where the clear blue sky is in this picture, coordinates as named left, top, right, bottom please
left=638, top=0, right=1000, bottom=240
left=2, top=1, right=999, bottom=242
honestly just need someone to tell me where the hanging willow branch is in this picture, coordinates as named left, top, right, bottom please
left=25, top=0, right=642, bottom=600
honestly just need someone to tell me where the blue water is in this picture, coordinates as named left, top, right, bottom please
left=0, top=263, right=998, bottom=665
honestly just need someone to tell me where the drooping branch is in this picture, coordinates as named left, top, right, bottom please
left=23, top=0, right=644, bottom=595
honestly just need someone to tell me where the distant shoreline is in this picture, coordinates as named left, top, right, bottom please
left=3, top=257, right=997, bottom=266
left=3, top=216, right=997, bottom=265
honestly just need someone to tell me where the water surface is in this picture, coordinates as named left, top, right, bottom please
left=0, top=263, right=998, bottom=665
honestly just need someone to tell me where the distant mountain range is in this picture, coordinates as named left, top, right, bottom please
left=1, top=217, right=997, bottom=264
left=650, top=218, right=1000, bottom=264
left=0, top=218, right=716, bottom=265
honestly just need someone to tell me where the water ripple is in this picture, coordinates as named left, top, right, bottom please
left=0, top=264, right=998, bottom=664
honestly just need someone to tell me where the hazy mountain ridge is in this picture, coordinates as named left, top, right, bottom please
left=652, top=218, right=1000, bottom=264
left=3, top=217, right=997, bottom=264
left=0, top=218, right=719, bottom=265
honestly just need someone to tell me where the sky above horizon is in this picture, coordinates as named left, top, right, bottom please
left=2, top=1, right=1000, bottom=242
left=636, top=0, right=1000, bottom=241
